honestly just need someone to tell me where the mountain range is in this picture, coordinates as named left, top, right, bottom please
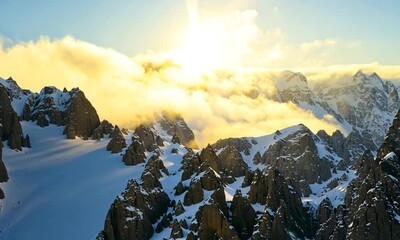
left=0, top=70, right=400, bottom=239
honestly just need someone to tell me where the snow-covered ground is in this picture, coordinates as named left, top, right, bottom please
left=0, top=122, right=138, bottom=240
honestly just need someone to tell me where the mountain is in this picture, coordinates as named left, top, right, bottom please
left=270, top=70, right=399, bottom=160
left=1, top=72, right=400, bottom=239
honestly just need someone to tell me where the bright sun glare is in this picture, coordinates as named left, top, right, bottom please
left=170, top=0, right=236, bottom=76
left=174, top=22, right=224, bottom=74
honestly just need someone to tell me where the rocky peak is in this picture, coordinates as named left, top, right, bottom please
left=353, top=70, right=384, bottom=90
left=155, top=111, right=198, bottom=149
left=277, top=70, right=309, bottom=91
left=274, top=71, right=315, bottom=104
left=194, top=201, right=240, bottom=240
left=0, top=85, right=26, bottom=150
left=106, top=125, right=127, bottom=153
left=260, top=125, right=332, bottom=185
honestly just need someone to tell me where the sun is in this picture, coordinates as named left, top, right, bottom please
left=172, top=20, right=227, bottom=75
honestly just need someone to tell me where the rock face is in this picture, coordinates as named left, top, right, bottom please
left=100, top=178, right=170, bottom=240
left=315, top=110, right=400, bottom=240
left=313, top=70, right=400, bottom=149
left=92, top=120, right=114, bottom=140
left=268, top=70, right=400, bottom=160
left=211, top=124, right=342, bottom=197
left=341, top=110, right=400, bottom=240
left=0, top=85, right=24, bottom=150
left=156, top=112, right=198, bottom=149
left=0, top=77, right=101, bottom=140
left=0, top=140, right=8, bottom=199
left=106, top=126, right=127, bottom=153
left=195, top=202, right=240, bottom=240
left=61, top=89, right=101, bottom=139
left=248, top=168, right=315, bottom=239
left=230, top=190, right=257, bottom=239
left=259, top=125, right=332, bottom=184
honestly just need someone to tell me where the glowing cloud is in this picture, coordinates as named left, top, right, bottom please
left=0, top=36, right=352, bottom=147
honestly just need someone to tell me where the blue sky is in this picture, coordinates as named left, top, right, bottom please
left=1, top=0, right=399, bottom=66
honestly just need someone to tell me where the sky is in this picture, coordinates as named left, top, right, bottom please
left=1, top=0, right=400, bottom=66
left=1, top=0, right=400, bottom=146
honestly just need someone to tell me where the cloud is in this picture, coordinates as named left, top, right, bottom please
left=0, top=36, right=349, bottom=147
left=296, top=62, right=400, bottom=83
left=300, top=39, right=338, bottom=52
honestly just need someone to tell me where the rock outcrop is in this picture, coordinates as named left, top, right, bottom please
left=156, top=112, right=198, bottom=149
left=258, top=125, right=332, bottom=184
left=194, top=202, right=240, bottom=240
left=1, top=78, right=101, bottom=140
left=100, top=178, right=170, bottom=240
left=230, top=190, right=257, bottom=239
left=62, top=89, right=101, bottom=139
left=249, top=168, right=315, bottom=239
left=106, top=126, right=127, bottom=153
left=0, top=140, right=7, bottom=199
left=0, top=85, right=24, bottom=150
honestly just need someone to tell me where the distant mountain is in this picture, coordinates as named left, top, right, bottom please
left=269, top=70, right=399, bottom=159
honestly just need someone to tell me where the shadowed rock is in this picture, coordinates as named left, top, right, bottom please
left=195, top=202, right=240, bottom=240
left=0, top=85, right=24, bottom=150
left=106, top=126, right=127, bottom=153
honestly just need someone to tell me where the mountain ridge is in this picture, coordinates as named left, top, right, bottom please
left=1, top=71, right=400, bottom=239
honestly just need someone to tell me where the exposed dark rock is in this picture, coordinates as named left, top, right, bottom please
left=0, top=146, right=7, bottom=183
left=186, top=231, right=196, bottom=240
left=327, top=110, right=400, bottom=240
left=260, top=125, right=332, bottom=184
left=21, top=134, right=31, bottom=148
left=327, top=178, right=339, bottom=190
left=173, top=200, right=185, bottom=216
left=171, top=134, right=180, bottom=144
left=61, top=89, right=100, bottom=139
left=180, top=219, right=188, bottom=229
left=195, top=202, right=240, bottom=240
left=101, top=120, right=114, bottom=135
left=134, top=124, right=156, bottom=151
left=249, top=168, right=315, bottom=239
left=0, top=85, right=24, bottom=150
left=241, top=170, right=253, bottom=188
left=183, top=179, right=203, bottom=206
left=143, top=155, right=168, bottom=180
left=317, top=198, right=333, bottom=225
left=180, top=151, right=201, bottom=181
left=216, top=145, right=248, bottom=177
left=157, top=112, right=198, bottom=149
left=198, top=144, right=220, bottom=173
left=0, top=139, right=6, bottom=199
left=155, top=135, right=164, bottom=146
left=200, top=168, right=221, bottom=191
left=101, top=179, right=170, bottom=240
left=169, top=219, right=184, bottom=239
left=230, top=189, right=257, bottom=239
left=212, top=138, right=251, bottom=156
left=170, top=148, right=178, bottom=154
left=210, top=186, right=229, bottom=218
left=106, top=126, right=127, bottom=153
left=174, top=181, right=186, bottom=196
left=102, top=198, right=153, bottom=240
left=122, top=139, right=146, bottom=166
left=252, top=151, right=262, bottom=164
left=92, top=125, right=105, bottom=140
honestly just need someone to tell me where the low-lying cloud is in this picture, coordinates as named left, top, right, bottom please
left=1, top=36, right=399, bottom=147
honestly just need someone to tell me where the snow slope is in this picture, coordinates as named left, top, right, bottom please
left=0, top=122, right=138, bottom=240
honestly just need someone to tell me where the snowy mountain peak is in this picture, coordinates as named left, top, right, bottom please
left=277, top=70, right=309, bottom=91
left=353, top=70, right=384, bottom=89
left=354, top=69, right=365, bottom=78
